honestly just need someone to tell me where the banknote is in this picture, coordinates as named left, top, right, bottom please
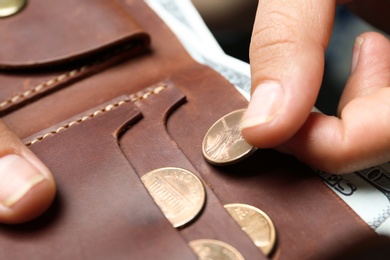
left=146, top=0, right=390, bottom=236
left=145, top=0, right=252, bottom=100
left=145, top=0, right=224, bottom=55
left=315, top=167, right=390, bottom=235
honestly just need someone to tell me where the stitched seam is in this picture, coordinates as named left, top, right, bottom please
left=0, top=67, right=88, bottom=109
left=1, top=44, right=135, bottom=109
left=25, top=84, right=167, bottom=146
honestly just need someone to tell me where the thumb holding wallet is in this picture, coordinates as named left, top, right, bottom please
left=0, top=120, right=55, bottom=224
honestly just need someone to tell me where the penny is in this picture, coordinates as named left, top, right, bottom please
left=141, top=167, right=206, bottom=228
left=202, top=109, right=256, bottom=165
left=189, top=239, right=245, bottom=260
left=0, top=0, right=26, bottom=18
left=224, top=203, right=276, bottom=256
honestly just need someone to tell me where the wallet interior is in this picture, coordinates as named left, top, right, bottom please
left=0, top=0, right=377, bottom=259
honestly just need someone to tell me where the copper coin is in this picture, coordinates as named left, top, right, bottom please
left=202, top=109, right=256, bottom=165
left=224, top=203, right=276, bottom=255
left=189, top=239, right=245, bottom=260
left=141, top=167, right=206, bottom=228
left=0, top=0, right=26, bottom=17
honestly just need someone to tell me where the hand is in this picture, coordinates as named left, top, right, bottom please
left=241, top=0, right=390, bottom=173
left=0, top=120, right=56, bottom=224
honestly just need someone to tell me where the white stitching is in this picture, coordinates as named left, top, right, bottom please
left=0, top=66, right=88, bottom=109
left=25, top=84, right=168, bottom=146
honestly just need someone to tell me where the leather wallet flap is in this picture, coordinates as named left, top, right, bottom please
left=0, top=0, right=150, bottom=69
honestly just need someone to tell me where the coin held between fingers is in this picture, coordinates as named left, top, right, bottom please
left=202, top=109, right=257, bottom=165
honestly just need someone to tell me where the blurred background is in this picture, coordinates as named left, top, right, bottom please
left=191, top=0, right=387, bottom=115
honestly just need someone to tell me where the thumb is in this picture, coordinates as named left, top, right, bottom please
left=0, top=121, right=56, bottom=224
left=241, top=0, right=336, bottom=147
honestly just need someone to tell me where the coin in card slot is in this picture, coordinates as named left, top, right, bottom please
left=189, top=239, right=245, bottom=260
left=224, top=203, right=276, bottom=256
left=202, top=109, right=256, bottom=166
left=141, top=167, right=206, bottom=228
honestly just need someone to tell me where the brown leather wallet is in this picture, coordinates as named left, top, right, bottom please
left=0, top=0, right=378, bottom=259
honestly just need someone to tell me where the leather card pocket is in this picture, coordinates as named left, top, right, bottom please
left=0, top=87, right=197, bottom=259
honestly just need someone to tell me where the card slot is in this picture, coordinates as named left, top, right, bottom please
left=2, top=0, right=197, bottom=139
left=118, top=83, right=267, bottom=259
left=0, top=90, right=196, bottom=259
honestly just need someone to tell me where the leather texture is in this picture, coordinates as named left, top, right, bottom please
left=0, top=0, right=378, bottom=259
left=0, top=0, right=149, bottom=68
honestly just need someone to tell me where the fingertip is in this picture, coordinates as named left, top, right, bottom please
left=0, top=120, right=56, bottom=224
left=241, top=79, right=313, bottom=148
left=338, top=31, right=390, bottom=114
left=240, top=81, right=284, bottom=147
left=241, top=81, right=284, bottom=127
left=350, top=36, right=364, bottom=74
left=0, top=176, right=56, bottom=224
left=353, top=31, right=390, bottom=74
left=0, top=154, right=56, bottom=224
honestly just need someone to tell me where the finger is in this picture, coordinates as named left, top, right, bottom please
left=338, top=32, right=390, bottom=114
left=241, top=0, right=337, bottom=148
left=278, top=32, right=390, bottom=174
left=0, top=121, right=56, bottom=224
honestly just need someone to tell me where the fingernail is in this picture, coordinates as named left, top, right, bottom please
left=351, top=36, right=364, bottom=73
left=0, top=154, right=45, bottom=208
left=241, top=81, right=284, bottom=130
